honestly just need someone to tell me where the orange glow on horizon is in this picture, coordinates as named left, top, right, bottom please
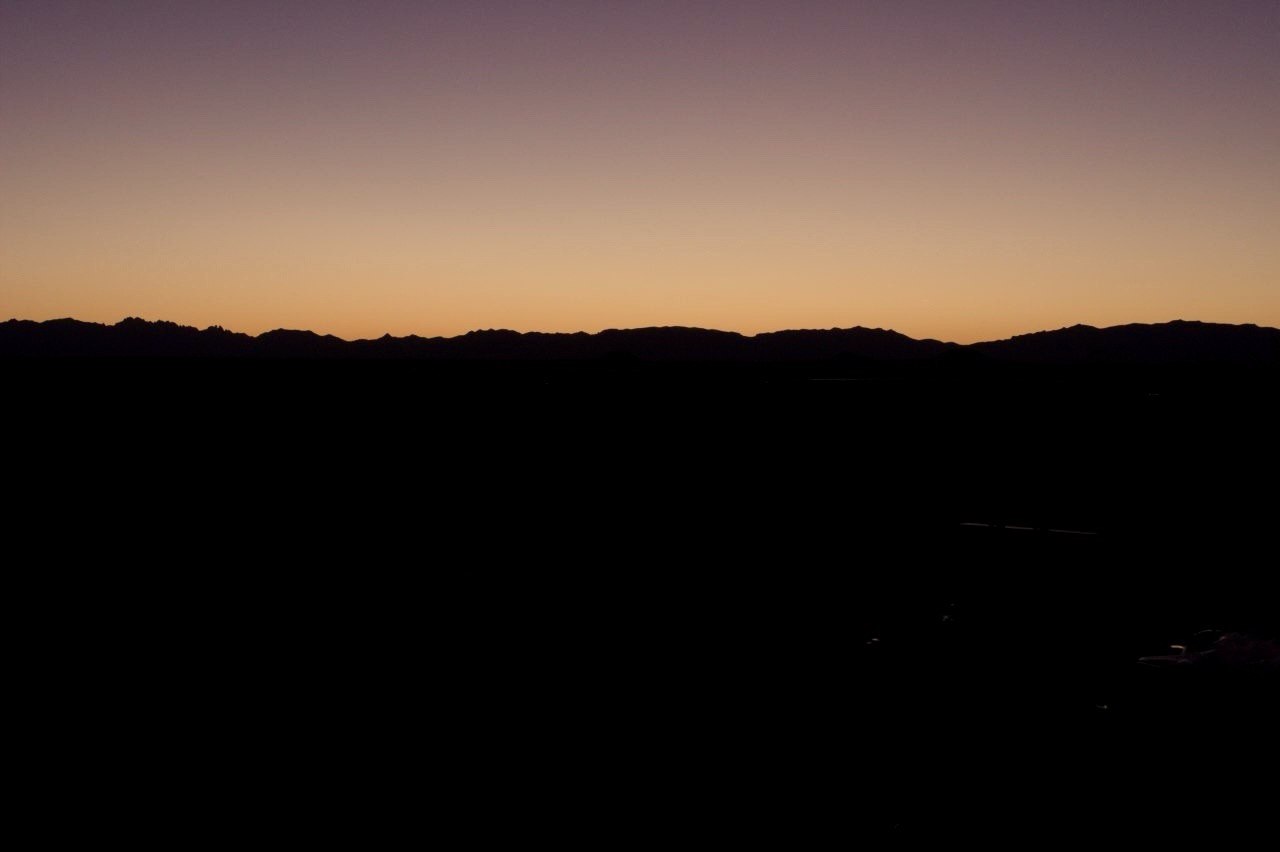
left=3, top=3, right=1277, bottom=343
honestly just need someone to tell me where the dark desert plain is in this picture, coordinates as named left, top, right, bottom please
left=8, top=317, right=1279, bottom=837
left=3, top=0, right=1278, bottom=841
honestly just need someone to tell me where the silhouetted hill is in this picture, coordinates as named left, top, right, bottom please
left=257, top=328, right=348, bottom=357
left=753, top=327, right=955, bottom=361
left=0, top=317, right=256, bottom=358
left=2, top=316, right=1277, bottom=366
left=971, top=320, right=1280, bottom=365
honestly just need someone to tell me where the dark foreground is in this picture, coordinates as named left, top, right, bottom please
left=10, top=360, right=1278, bottom=838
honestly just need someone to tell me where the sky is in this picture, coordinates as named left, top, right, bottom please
left=1, top=0, right=1277, bottom=342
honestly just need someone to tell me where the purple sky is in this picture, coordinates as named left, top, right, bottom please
left=3, top=1, right=1277, bottom=339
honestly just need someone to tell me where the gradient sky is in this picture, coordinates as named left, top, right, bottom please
left=2, top=1, right=1277, bottom=341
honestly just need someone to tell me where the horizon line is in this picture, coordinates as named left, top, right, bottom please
left=5, top=315, right=1276, bottom=349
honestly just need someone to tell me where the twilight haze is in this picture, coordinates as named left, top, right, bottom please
left=2, top=1, right=1276, bottom=342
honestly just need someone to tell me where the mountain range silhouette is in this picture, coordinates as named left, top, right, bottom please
left=3, top=317, right=1278, bottom=364
left=9, top=310, right=1277, bottom=840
